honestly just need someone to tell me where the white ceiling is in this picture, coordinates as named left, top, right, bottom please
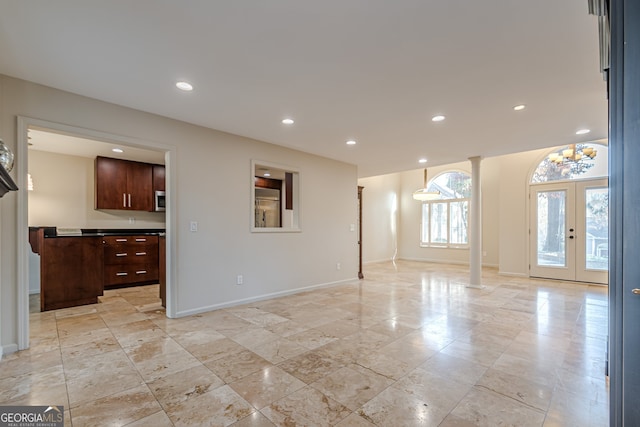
left=27, top=129, right=166, bottom=165
left=0, top=1, right=607, bottom=177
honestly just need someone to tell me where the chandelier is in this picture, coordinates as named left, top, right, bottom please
left=547, top=144, right=597, bottom=165
left=412, top=169, right=440, bottom=201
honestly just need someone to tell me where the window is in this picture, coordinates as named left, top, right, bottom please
left=531, top=143, right=608, bottom=183
left=251, top=160, right=300, bottom=232
left=420, top=171, right=471, bottom=248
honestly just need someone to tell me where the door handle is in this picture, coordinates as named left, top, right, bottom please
left=632, top=289, right=640, bottom=295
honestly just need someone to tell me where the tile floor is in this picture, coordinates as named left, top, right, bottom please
left=1, top=261, right=609, bottom=426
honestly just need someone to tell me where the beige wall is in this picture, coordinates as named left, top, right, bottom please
left=0, top=74, right=359, bottom=353
left=28, top=150, right=166, bottom=228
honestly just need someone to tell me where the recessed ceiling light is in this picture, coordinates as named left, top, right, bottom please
left=576, top=128, right=591, bottom=135
left=112, top=148, right=124, bottom=153
left=346, top=140, right=357, bottom=145
left=418, top=158, right=427, bottom=164
left=513, top=104, right=526, bottom=111
left=176, top=81, right=193, bottom=91
left=431, top=115, right=445, bottom=122
left=282, top=118, right=294, bottom=125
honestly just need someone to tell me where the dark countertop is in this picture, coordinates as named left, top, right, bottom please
left=30, top=227, right=165, bottom=238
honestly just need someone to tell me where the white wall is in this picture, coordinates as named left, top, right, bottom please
left=0, top=74, right=359, bottom=352
left=496, top=148, right=550, bottom=276
left=396, top=162, right=500, bottom=266
left=28, top=150, right=166, bottom=229
left=359, top=149, right=560, bottom=276
left=358, top=173, right=401, bottom=263
left=399, top=162, right=480, bottom=264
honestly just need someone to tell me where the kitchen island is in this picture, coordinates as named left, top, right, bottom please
left=29, top=227, right=165, bottom=311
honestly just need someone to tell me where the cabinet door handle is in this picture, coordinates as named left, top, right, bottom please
left=135, top=252, right=147, bottom=256
left=116, top=272, right=128, bottom=276
left=116, top=253, right=128, bottom=257
left=116, top=238, right=127, bottom=242
left=135, top=270, right=147, bottom=275
left=135, top=238, right=147, bottom=242
left=128, top=194, right=131, bottom=207
left=123, top=193, right=127, bottom=207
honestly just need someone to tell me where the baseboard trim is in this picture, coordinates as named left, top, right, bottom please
left=174, top=277, right=358, bottom=318
left=396, top=257, right=499, bottom=268
left=498, top=271, right=528, bottom=277
left=363, top=258, right=395, bottom=265
left=1, top=343, right=18, bottom=357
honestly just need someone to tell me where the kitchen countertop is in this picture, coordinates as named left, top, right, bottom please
left=30, top=227, right=165, bottom=238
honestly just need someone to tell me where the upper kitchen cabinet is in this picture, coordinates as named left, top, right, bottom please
left=95, top=156, right=153, bottom=211
left=153, top=164, right=165, bottom=192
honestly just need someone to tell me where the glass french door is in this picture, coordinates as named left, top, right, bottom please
left=530, top=179, right=608, bottom=284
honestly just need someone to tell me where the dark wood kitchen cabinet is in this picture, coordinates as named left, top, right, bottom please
left=103, top=235, right=159, bottom=287
left=39, top=235, right=103, bottom=311
left=95, top=156, right=153, bottom=211
left=153, top=164, right=165, bottom=192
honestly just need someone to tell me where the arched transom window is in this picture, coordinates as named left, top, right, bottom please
left=420, top=171, right=471, bottom=248
left=531, top=142, right=608, bottom=183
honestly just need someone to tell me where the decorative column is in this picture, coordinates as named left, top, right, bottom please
left=468, top=156, right=484, bottom=288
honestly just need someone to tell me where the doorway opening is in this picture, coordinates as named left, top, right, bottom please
left=529, top=142, right=608, bottom=284
left=16, top=117, right=176, bottom=350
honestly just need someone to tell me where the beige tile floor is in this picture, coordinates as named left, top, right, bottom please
left=1, top=261, right=609, bottom=426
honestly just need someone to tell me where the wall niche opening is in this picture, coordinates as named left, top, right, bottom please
left=251, top=160, right=300, bottom=232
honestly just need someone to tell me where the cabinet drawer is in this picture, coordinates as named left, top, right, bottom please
left=104, top=264, right=159, bottom=286
left=104, top=244, right=158, bottom=265
left=102, top=235, right=158, bottom=246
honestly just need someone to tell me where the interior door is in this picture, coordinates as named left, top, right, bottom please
left=530, top=179, right=608, bottom=284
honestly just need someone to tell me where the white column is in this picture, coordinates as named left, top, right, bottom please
left=468, top=156, right=484, bottom=288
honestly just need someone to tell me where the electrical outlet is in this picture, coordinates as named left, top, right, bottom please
left=349, top=224, right=356, bottom=232
left=190, top=221, right=198, bottom=232
left=128, top=217, right=135, bottom=224
left=336, top=262, right=341, bottom=270
left=237, top=275, right=243, bottom=285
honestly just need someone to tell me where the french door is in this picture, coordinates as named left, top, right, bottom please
left=530, top=179, right=608, bottom=284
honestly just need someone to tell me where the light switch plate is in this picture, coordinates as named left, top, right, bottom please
left=190, top=221, right=198, bottom=232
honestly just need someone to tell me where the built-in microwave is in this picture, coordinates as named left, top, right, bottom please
left=155, top=191, right=166, bottom=212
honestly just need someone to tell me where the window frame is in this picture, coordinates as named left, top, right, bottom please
left=251, top=159, right=301, bottom=233
left=419, top=170, right=471, bottom=249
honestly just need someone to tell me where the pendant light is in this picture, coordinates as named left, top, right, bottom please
left=412, top=169, right=440, bottom=201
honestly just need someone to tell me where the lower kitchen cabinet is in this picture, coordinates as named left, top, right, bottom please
left=103, top=235, right=159, bottom=287
left=40, top=236, right=103, bottom=311
left=30, top=227, right=163, bottom=311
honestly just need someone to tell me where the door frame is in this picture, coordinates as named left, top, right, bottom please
left=609, top=0, right=640, bottom=424
left=574, top=178, right=609, bottom=284
left=15, top=116, right=178, bottom=350
left=529, top=181, right=577, bottom=281
left=528, top=177, right=609, bottom=284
